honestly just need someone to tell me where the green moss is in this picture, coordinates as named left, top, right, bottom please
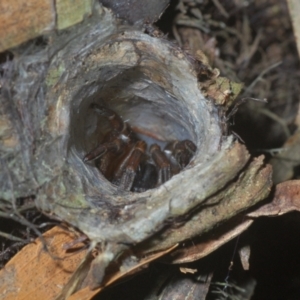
left=45, top=64, right=66, bottom=87
left=215, top=76, right=244, bottom=107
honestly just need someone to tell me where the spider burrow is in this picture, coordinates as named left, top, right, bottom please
left=83, top=103, right=197, bottom=192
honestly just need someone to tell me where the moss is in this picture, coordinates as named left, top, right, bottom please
left=45, top=63, right=66, bottom=87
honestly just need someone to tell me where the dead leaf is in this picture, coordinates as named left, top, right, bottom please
left=248, top=180, right=300, bottom=217
left=0, top=226, right=87, bottom=300
left=68, top=244, right=178, bottom=300
left=0, top=223, right=179, bottom=300
left=238, top=245, right=251, bottom=270
left=179, top=267, right=198, bottom=274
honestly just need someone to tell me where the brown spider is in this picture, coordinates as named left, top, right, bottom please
left=83, top=104, right=197, bottom=192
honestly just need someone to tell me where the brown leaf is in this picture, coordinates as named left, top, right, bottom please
left=0, top=226, right=87, bottom=300
left=67, top=244, right=178, bottom=300
left=248, top=180, right=300, bottom=217
left=0, top=223, right=178, bottom=300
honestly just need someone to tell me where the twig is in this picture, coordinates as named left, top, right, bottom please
left=0, top=158, right=51, bottom=255
left=254, top=148, right=285, bottom=156
left=227, top=97, right=267, bottom=120
left=0, top=231, right=31, bottom=243
left=244, top=61, right=282, bottom=94
left=211, top=0, right=229, bottom=18
left=258, top=108, right=291, bottom=138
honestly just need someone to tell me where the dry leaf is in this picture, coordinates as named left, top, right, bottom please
left=248, top=180, right=300, bottom=217
left=0, top=223, right=179, bottom=300
left=179, top=267, right=198, bottom=274
left=238, top=245, right=251, bottom=270
left=0, top=226, right=87, bottom=300
left=68, top=244, right=178, bottom=300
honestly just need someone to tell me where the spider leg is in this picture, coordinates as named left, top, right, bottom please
left=84, top=104, right=134, bottom=163
left=91, top=103, right=131, bottom=136
left=83, top=137, right=125, bottom=162
left=150, top=144, right=172, bottom=185
left=167, top=140, right=197, bottom=168
left=96, top=151, right=117, bottom=179
left=131, top=162, right=158, bottom=192
left=164, top=152, right=181, bottom=175
left=112, top=140, right=147, bottom=191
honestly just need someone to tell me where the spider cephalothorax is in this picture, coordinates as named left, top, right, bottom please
left=83, top=103, right=197, bottom=192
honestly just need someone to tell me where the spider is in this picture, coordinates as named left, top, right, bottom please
left=83, top=103, right=197, bottom=192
